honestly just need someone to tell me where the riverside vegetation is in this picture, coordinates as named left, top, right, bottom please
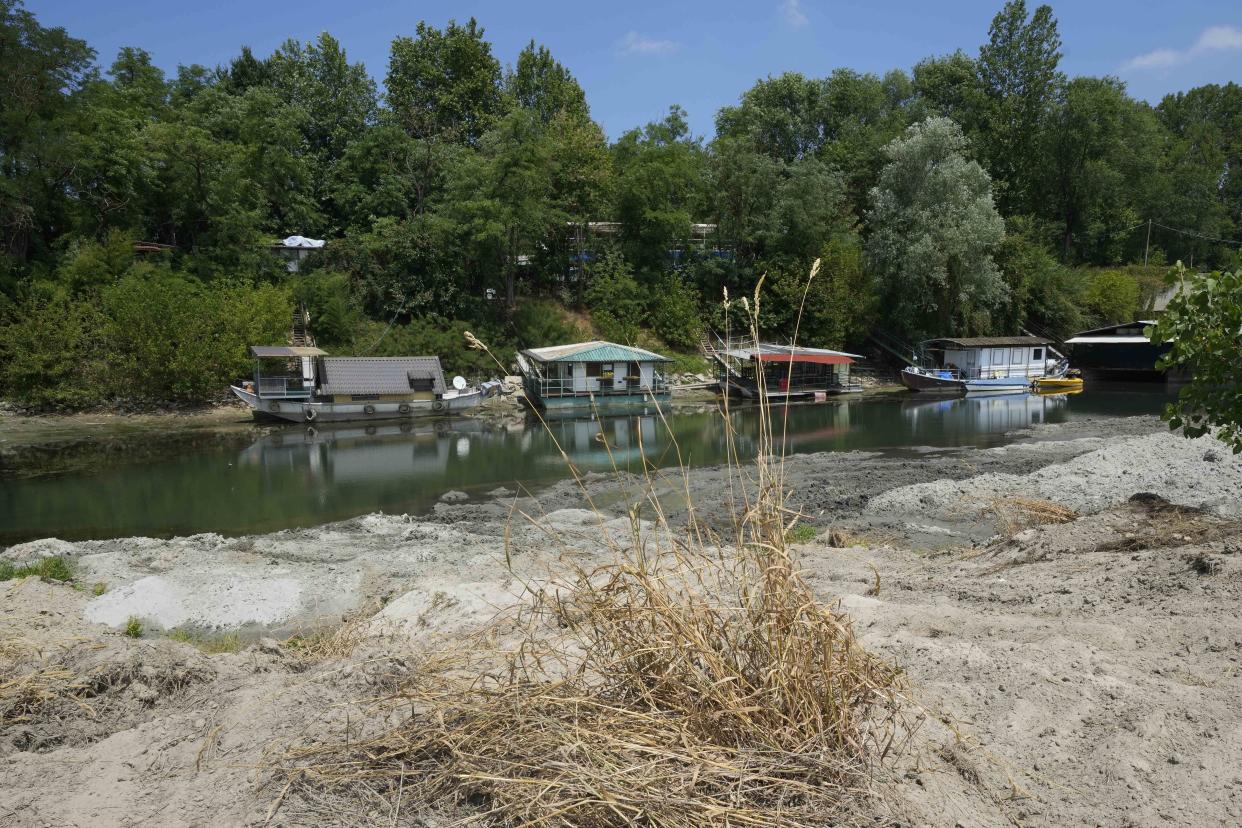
left=1, top=0, right=1240, bottom=410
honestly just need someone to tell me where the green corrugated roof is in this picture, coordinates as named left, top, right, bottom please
left=522, top=341, right=671, bottom=363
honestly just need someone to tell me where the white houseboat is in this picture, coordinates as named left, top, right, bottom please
left=900, top=336, right=1065, bottom=394
left=231, top=346, right=498, bottom=423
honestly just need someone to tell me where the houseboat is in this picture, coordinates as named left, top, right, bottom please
left=231, top=346, right=498, bottom=423
left=517, top=341, right=672, bottom=411
left=900, top=336, right=1064, bottom=394
left=1063, top=321, right=1179, bottom=382
left=711, top=342, right=863, bottom=401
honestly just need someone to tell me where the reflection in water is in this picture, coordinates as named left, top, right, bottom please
left=0, top=388, right=1169, bottom=544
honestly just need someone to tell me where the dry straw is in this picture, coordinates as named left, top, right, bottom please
left=276, top=262, right=911, bottom=826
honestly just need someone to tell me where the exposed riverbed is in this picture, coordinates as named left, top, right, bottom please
left=1, top=385, right=1171, bottom=545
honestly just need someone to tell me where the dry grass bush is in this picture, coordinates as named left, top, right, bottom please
left=283, top=612, right=373, bottom=671
left=987, top=496, right=1078, bottom=536
left=1, top=639, right=100, bottom=728
left=275, top=264, right=911, bottom=827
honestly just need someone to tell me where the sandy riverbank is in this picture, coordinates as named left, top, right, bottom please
left=3, top=415, right=1241, bottom=825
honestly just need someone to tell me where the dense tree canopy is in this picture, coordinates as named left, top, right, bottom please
left=0, top=0, right=1239, bottom=408
left=867, top=117, right=1006, bottom=338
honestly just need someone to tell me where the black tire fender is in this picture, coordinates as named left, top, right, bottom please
left=363, top=404, right=376, bottom=415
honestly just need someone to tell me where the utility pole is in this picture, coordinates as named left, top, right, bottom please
left=1143, top=218, right=1152, bottom=267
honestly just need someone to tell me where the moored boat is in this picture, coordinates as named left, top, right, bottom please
left=899, top=366, right=966, bottom=393
left=517, top=341, right=672, bottom=411
left=231, top=346, right=500, bottom=423
left=1032, top=375, right=1084, bottom=393
left=903, top=336, right=1065, bottom=394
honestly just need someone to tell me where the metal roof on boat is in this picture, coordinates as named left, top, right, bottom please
left=924, top=336, right=1050, bottom=348
left=1068, top=321, right=1157, bottom=338
left=521, top=341, right=672, bottom=363
left=721, top=343, right=862, bottom=363
left=249, top=345, right=328, bottom=358
left=318, top=356, right=445, bottom=395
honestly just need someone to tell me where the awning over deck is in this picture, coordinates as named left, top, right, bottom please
left=249, top=345, right=328, bottom=358
left=722, top=344, right=861, bottom=366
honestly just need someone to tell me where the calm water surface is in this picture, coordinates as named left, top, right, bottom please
left=0, top=387, right=1170, bottom=545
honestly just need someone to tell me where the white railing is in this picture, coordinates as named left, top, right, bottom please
left=257, top=376, right=311, bottom=398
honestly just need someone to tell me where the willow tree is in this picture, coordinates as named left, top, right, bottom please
left=866, top=116, right=1005, bottom=339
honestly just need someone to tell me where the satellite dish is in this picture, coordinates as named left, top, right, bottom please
left=452, top=375, right=468, bottom=390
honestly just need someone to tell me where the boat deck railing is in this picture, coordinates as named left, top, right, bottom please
left=914, top=365, right=1049, bottom=381
left=526, top=377, right=668, bottom=398
left=257, top=376, right=312, bottom=398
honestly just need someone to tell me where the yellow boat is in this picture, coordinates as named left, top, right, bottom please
left=1032, top=376, right=1084, bottom=393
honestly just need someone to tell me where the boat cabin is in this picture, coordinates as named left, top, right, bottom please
left=920, top=337, right=1056, bottom=380
left=715, top=343, right=862, bottom=400
left=518, top=341, right=671, bottom=410
left=243, top=346, right=449, bottom=403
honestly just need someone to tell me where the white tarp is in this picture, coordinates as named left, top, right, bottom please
left=280, top=235, right=325, bottom=249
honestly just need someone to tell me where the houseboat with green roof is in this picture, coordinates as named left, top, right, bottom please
left=517, top=341, right=672, bottom=411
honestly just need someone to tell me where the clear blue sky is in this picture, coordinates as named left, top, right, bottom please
left=28, top=0, right=1242, bottom=139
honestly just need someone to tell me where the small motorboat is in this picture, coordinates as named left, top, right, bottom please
left=1032, top=375, right=1084, bottom=393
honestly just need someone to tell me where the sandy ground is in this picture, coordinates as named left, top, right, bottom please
left=3, top=415, right=1242, bottom=826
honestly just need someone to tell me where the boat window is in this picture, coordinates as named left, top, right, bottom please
left=1033, top=348, right=1044, bottom=361
left=407, top=375, right=434, bottom=391
left=586, top=362, right=602, bottom=378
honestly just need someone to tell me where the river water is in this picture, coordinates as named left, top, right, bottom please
left=0, top=387, right=1170, bottom=545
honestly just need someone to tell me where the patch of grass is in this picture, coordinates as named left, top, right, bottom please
left=165, top=628, right=242, bottom=654
left=91, top=582, right=107, bottom=596
left=785, top=522, right=818, bottom=543
left=0, top=556, right=74, bottom=583
left=123, top=617, right=143, bottom=638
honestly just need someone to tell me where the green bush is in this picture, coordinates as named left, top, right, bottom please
left=585, top=250, right=643, bottom=344
left=0, top=266, right=291, bottom=409
left=646, top=274, right=702, bottom=349
left=1080, top=269, right=1141, bottom=327
left=0, top=287, right=108, bottom=408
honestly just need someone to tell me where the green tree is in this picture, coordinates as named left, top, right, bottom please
left=867, top=117, right=1006, bottom=338
left=386, top=19, right=504, bottom=144
left=993, top=221, right=1082, bottom=338
left=767, top=235, right=873, bottom=349
left=506, top=41, right=589, bottom=124
left=612, top=106, right=707, bottom=274
left=977, top=1, right=1063, bottom=215
left=1149, top=265, right=1242, bottom=451
left=266, top=33, right=377, bottom=167
left=451, top=108, right=562, bottom=308
left=912, top=51, right=987, bottom=129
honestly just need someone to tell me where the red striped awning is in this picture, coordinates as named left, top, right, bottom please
left=753, top=353, right=854, bottom=365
